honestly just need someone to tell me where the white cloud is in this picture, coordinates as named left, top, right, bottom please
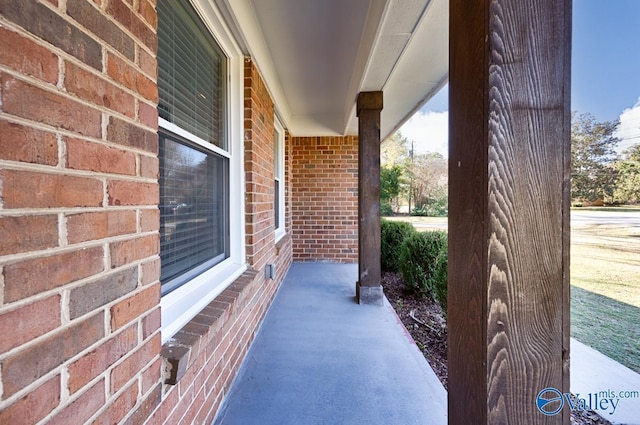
left=398, top=110, right=449, bottom=158
left=615, top=98, right=640, bottom=153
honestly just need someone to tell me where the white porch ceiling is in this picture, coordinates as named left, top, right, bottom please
left=218, top=0, right=448, bottom=138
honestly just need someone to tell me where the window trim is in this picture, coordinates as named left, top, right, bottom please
left=159, top=0, right=246, bottom=343
left=274, top=118, right=285, bottom=242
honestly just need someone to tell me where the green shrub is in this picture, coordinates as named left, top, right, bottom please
left=380, top=219, right=416, bottom=272
left=399, top=231, right=448, bottom=313
left=380, top=201, right=394, bottom=216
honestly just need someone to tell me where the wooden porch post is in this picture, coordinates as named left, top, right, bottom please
left=448, top=1, right=571, bottom=424
left=356, top=91, right=384, bottom=305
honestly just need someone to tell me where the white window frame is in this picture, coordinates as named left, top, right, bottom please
left=274, top=118, right=286, bottom=242
left=160, top=0, right=246, bottom=343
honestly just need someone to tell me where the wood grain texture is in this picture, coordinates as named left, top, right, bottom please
left=357, top=92, right=383, bottom=290
left=448, top=0, right=489, bottom=422
left=449, top=1, right=571, bottom=423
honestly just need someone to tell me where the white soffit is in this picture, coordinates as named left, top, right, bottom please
left=220, top=0, right=449, bottom=137
left=353, top=0, right=449, bottom=138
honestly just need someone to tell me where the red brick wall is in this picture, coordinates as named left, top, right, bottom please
left=291, top=136, right=359, bottom=262
left=0, top=2, right=292, bottom=425
left=0, top=0, right=161, bottom=424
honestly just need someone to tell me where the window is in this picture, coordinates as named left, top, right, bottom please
left=274, top=119, right=285, bottom=241
left=158, top=0, right=245, bottom=341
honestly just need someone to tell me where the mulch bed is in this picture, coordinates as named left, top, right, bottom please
left=380, top=271, right=612, bottom=425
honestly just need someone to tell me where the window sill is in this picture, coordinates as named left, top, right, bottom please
left=160, top=268, right=259, bottom=385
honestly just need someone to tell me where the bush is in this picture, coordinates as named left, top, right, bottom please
left=399, top=231, right=448, bottom=313
left=380, top=201, right=394, bottom=216
left=380, top=219, right=416, bottom=272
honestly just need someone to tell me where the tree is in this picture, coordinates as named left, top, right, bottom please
left=571, top=113, right=620, bottom=203
left=408, top=152, right=448, bottom=216
left=381, top=132, right=409, bottom=166
left=614, top=144, right=640, bottom=204
left=380, top=165, right=403, bottom=215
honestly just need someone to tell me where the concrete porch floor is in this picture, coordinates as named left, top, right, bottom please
left=212, top=262, right=448, bottom=425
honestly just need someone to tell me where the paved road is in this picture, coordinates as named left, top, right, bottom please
left=408, top=209, right=640, bottom=230
left=570, top=209, right=640, bottom=228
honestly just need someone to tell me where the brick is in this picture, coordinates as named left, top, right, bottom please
left=47, top=379, right=105, bottom=425
left=1, top=75, right=102, bottom=138
left=138, top=101, right=159, bottom=129
left=140, top=208, right=159, bottom=232
left=106, top=53, right=158, bottom=102
left=138, top=0, right=158, bottom=30
left=110, top=334, right=160, bottom=392
left=0, top=26, right=58, bottom=84
left=0, top=120, right=58, bottom=165
left=110, top=283, right=160, bottom=330
left=0, top=376, right=60, bottom=424
left=107, top=0, right=157, bottom=52
left=66, top=0, right=135, bottom=60
left=1, top=312, right=104, bottom=397
left=141, top=357, right=162, bottom=394
left=67, top=324, right=138, bottom=393
left=4, top=246, right=104, bottom=303
left=0, top=169, right=103, bottom=208
left=0, top=0, right=102, bottom=69
left=141, top=258, right=160, bottom=285
left=0, top=215, right=58, bottom=256
left=110, top=234, right=158, bottom=269
left=137, top=45, right=157, bottom=79
left=107, top=115, right=158, bottom=153
left=139, top=154, right=159, bottom=179
left=122, top=384, right=161, bottom=425
left=64, top=62, right=136, bottom=118
left=69, top=266, right=138, bottom=319
left=142, top=307, right=161, bottom=340
left=66, top=137, right=137, bottom=175
left=107, top=179, right=159, bottom=206
left=66, top=210, right=137, bottom=244
left=0, top=295, right=61, bottom=353
left=91, top=380, right=138, bottom=425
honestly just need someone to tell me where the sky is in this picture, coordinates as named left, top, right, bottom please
left=400, top=0, right=640, bottom=157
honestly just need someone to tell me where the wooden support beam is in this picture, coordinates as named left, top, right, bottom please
left=448, top=1, right=571, bottom=423
left=356, top=91, right=383, bottom=305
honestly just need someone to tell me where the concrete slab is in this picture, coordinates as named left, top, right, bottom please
left=571, top=338, right=640, bottom=424
left=213, top=263, right=447, bottom=425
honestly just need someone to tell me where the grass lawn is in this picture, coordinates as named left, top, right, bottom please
left=571, top=224, right=640, bottom=373
left=388, top=213, right=640, bottom=373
